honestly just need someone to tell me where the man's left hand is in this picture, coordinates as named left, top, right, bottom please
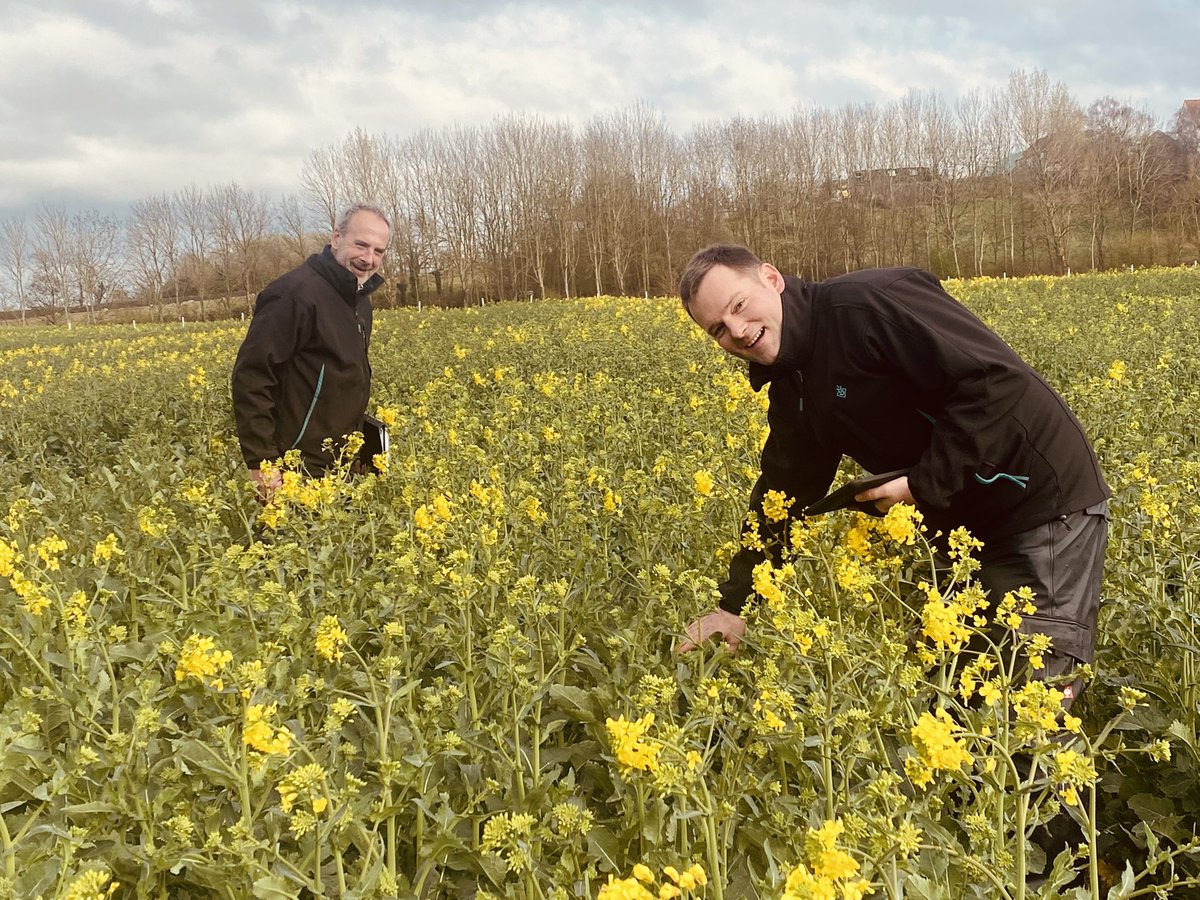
left=677, top=608, right=747, bottom=654
left=855, top=475, right=913, bottom=513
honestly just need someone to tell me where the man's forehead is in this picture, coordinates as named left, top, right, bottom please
left=697, top=264, right=754, bottom=304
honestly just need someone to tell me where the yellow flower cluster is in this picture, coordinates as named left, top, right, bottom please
left=994, top=586, right=1037, bottom=631
left=905, top=709, right=974, bottom=789
left=0, top=537, right=17, bottom=577
left=315, top=614, right=348, bottom=663
left=175, top=633, right=232, bottom=690
left=606, top=714, right=663, bottom=774
left=523, top=495, right=547, bottom=524
left=482, top=812, right=539, bottom=874
left=782, top=819, right=873, bottom=900
left=1010, top=681, right=1066, bottom=735
left=468, top=478, right=506, bottom=514
left=62, top=589, right=89, bottom=640
left=957, top=656, right=1002, bottom=706
left=276, top=762, right=329, bottom=836
left=752, top=560, right=794, bottom=611
left=1052, top=748, right=1098, bottom=807
left=598, top=862, right=707, bottom=899
left=278, top=762, right=328, bottom=813
left=244, top=703, right=294, bottom=756
left=33, top=533, right=67, bottom=569
left=137, top=505, right=172, bottom=538
left=761, top=489, right=793, bottom=523
left=62, top=867, right=120, bottom=900
left=92, top=532, right=121, bottom=564
left=753, top=686, right=798, bottom=733
left=919, top=583, right=988, bottom=655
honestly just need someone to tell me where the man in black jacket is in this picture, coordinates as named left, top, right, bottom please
left=231, top=203, right=390, bottom=500
left=676, top=244, right=1109, bottom=703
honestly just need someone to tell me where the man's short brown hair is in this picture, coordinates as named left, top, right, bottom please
left=678, top=244, right=763, bottom=310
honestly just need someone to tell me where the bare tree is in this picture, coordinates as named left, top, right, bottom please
left=207, top=182, right=272, bottom=312
left=70, top=210, right=125, bottom=322
left=33, top=204, right=75, bottom=323
left=430, top=126, right=483, bottom=304
left=128, top=193, right=180, bottom=319
left=1009, top=69, right=1087, bottom=273
left=175, top=185, right=213, bottom=320
left=276, top=192, right=316, bottom=267
left=300, top=145, right=343, bottom=232
left=0, top=216, right=30, bottom=323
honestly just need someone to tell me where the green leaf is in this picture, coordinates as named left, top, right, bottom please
left=1107, top=860, right=1136, bottom=899
left=252, top=875, right=301, bottom=899
left=1128, top=792, right=1176, bottom=823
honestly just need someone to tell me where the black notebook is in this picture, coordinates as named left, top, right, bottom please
left=358, top=414, right=390, bottom=473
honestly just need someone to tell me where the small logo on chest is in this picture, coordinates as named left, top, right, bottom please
left=835, top=384, right=848, bottom=399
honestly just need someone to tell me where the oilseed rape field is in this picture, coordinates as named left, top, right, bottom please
left=0, top=269, right=1198, bottom=900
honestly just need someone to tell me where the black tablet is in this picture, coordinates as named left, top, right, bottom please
left=802, top=468, right=910, bottom=516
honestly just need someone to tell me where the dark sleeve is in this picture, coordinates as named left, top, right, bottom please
left=861, top=269, right=1032, bottom=520
left=718, top=377, right=841, bottom=614
left=230, top=291, right=311, bottom=469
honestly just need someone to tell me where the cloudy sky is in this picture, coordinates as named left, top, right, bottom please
left=0, top=0, right=1193, bottom=219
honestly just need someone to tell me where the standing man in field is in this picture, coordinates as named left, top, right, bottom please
left=676, top=244, right=1109, bottom=701
left=232, top=203, right=390, bottom=500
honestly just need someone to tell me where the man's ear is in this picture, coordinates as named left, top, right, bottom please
left=760, top=263, right=785, bottom=294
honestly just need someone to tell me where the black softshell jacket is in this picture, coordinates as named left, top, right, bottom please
left=232, top=247, right=382, bottom=472
left=720, top=267, right=1109, bottom=613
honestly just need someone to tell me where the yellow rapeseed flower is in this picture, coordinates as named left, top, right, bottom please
left=0, top=537, right=18, bottom=577
left=906, top=708, right=974, bottom=788
left=605, top=713, right=663, bottom=774
left=92, top=533, right=122, bottom=564
left=315, top=614, right=348, bottom=663
left=761, top=489, right=792, bottom=522
left=245, top=703, right=294, bottom=756
left=175, top=633, right=232, bottom=690
left=62, top=867, right=119, bottom=900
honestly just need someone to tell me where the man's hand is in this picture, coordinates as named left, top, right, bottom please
left=677, top=608, right=747, bottom=654
left=855, top=475, right=913, bottom=514
left=250, top=468, right=282, bottom=504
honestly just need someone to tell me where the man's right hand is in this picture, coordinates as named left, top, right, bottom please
left=250, top=468, right=282, bottom=504
left=677, top=608, right=747, bottom=654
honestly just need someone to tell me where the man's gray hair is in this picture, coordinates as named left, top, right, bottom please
left=336, top=203, right=391, bottom=234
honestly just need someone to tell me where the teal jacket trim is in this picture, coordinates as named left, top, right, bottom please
left=975, top=472, right=1029, bottom=489
left=291, top=364, right=325, bottom=449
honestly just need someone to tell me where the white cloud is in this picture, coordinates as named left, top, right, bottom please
left=0, top=0, right=1193, bottom=217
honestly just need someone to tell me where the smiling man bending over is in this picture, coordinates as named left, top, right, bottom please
left=675, top=244, right=1109, bottom=711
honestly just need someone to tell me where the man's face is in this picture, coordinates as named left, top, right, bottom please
left=687, top=262, right=785, bottom=365
left=331, top=211, right=390, bottom=284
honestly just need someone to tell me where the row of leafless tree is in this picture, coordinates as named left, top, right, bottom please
left=2, top=69, right=1198, bottom=320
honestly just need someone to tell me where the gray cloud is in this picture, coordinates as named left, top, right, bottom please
left=0, top=0, right=1194, bottom=217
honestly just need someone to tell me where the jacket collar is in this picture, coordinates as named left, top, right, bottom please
left=748, top=275, right=813, bottom=391
left=309, top=245, right=385, bottom=305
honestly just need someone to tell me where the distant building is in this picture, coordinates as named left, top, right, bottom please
left=833, top=166, right=932, bottom=202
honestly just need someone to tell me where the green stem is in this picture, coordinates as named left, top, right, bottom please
left=1087, top=779, right=1100, bottom=899
left=0, top=809, right=16, bottom=880
left=823, top=654, right=836, bottom=820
